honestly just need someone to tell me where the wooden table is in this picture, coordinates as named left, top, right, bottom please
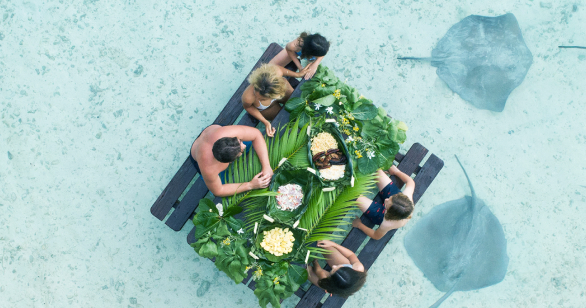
left=150, top=43, right=444, bottom=308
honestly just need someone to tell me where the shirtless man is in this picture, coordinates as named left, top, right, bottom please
left=190, top=125, right=273, bottom=197
left=352, top=166, right=415, bottom=240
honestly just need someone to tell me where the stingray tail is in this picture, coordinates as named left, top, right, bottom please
left=397, top=57, right=432, bottom=60
left=558, top=46, right=586, bottom=49
left=429, top=285, right=457, bottom=308
left=454, top=155, right=476, bottom=198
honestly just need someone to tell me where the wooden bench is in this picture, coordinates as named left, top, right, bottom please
left=150, top=43, right=444, bottom=307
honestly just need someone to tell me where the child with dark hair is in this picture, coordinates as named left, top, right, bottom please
left=307, top=240, right=366, bottom=298
left=269, top=32, right=330, bottom=80
left=352, top=165, right=415, bottom=240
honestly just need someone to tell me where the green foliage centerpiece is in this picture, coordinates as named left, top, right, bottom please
left=190, top=64, right=408, bottom=307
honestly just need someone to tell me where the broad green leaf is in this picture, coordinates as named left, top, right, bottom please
left=352, top=104, right=378, bottom=121
left=312, top=94, right=336, bottom=107
left=215, top=222, right=231, bottom=238
left=284, top=97, right=305, bottom=114
left=357, top=155, right=381, bottom=175
left=199, top=240, right=218, bottom=259
left=229, top=260, right=242, bottom=276
left=377, top=106, right=387, bottom=118
left=199, top=198, right=216, bottom=213
left=287, top=264, right=309, bottom=286
left=223, top=205, right=243, bottom=218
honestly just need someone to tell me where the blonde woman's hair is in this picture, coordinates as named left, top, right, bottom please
left=248, top=64, right=287, bottom=99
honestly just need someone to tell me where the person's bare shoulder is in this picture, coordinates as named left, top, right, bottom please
left=285, top=38, right=301, bottom=52
left=378, top=219, right=395, bottom=233
left=241, top=86, right=255, bottom=106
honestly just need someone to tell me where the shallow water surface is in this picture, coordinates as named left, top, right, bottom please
left=1, top=0, right=585, bottom=307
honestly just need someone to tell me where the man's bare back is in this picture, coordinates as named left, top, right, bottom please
left=190, top=125, right=273, bottom=197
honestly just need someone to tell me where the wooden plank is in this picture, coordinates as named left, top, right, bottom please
left=151, top=43, right=283, bottom=224
left=412, top=154, right=443, bottom=204
left=165, top=177, right=208, bottom=230
left=150, top=157, right=198, bottom=220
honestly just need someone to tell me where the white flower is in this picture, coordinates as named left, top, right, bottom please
left=347, top=136, right=355, bottom=142
left=237, top=228, right=244, bottom=234
left=367, top=151, right=376, bottom=160
left=314, top=103, right=322, bottom=110
left=339, top=102, right=343, bottom=105
left=334, top=122, right=340, bottom=127
left=216, top=203, right=224, bottom=216
left=326, top=107, right=334, bottom=114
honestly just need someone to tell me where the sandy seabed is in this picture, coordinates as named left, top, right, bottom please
left=1, top=0, right=585, bottom=307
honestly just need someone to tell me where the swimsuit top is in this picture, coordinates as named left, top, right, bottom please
left=339, top=264, right=353, bottom=269
left=295, top=51, right=317, bottom=61
left=257, top=98, right=277, bottom=111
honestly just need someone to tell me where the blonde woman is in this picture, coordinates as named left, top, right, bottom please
left=242, top=63, right=308, bottom=137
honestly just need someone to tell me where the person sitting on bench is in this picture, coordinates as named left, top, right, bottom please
left=190, top=125, right=273, bottom=197
left=352, top=165, right=415, bottom=240
left=241, top=63, right=308, bottom=137
left=306, top=240, right=367, bottom=298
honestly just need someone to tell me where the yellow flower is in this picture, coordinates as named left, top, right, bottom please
left=333, top=89, right=341, bottom=99
left=353, top=126, right=359, bottom=131
left=343, top=129, right=351, bottom=135
left=222, top=237, right=231, bottom=246
left=273, top=277, right=280, bottom=285
left=321, top=84, right=326, bottom=87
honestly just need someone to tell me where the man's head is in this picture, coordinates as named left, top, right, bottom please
left=212, top=137, right=245, bottom=163
left=384, top=193, right=414, bottom=220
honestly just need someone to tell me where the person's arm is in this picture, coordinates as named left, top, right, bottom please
left=221, top=126, right=273, bottom=178
left=351, top=217, right=387, bottom=240
left=303, top=56, right=325, bottom=80
left=276, top=65, right=309, bottom=79
left=242, top=99, right=276, bottom=137
left=389, top=165, right=415, bottom=200
left=202, top=170, right=269, bottom=197
left=317, top=240, right=364, bottom=271
left=285, top=40, right=303, bottom=70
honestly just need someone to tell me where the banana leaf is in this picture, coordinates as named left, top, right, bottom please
left=307, top=122, right=355, bottom=187
left=266, top=161, right=316, bottom=224
left=253, top=222, right=307, bottom=263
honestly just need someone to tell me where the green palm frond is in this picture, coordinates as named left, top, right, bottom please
left=298, top=172, right=377, bottom=255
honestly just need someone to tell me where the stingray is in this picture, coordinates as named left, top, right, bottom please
left=399, top=13, right=533, bottom=112
left=404, top=156, right=508, bottom=308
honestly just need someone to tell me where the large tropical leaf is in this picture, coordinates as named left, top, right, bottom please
left=297, top=172, right=377, bottom=258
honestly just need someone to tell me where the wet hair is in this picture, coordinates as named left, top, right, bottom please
left=384, top=193, right=414, bottom=220
left=299, top=32, right=330, bottom=59
left=318, top=267, right=367, bottom=298
left=212, top=137, right=242, bottom=163
left=247, top=63, right=287, bottom=99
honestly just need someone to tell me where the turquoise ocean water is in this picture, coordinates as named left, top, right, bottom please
left=1, top=0, right=585, bottom=307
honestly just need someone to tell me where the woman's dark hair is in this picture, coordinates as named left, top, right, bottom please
left=212, top=137, right=242, bottom=163
left=300, top=32, right=330, bottom=59
left=318, top=267, right=367, bottom=298
left=385, top=193, right=414, bottom=220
